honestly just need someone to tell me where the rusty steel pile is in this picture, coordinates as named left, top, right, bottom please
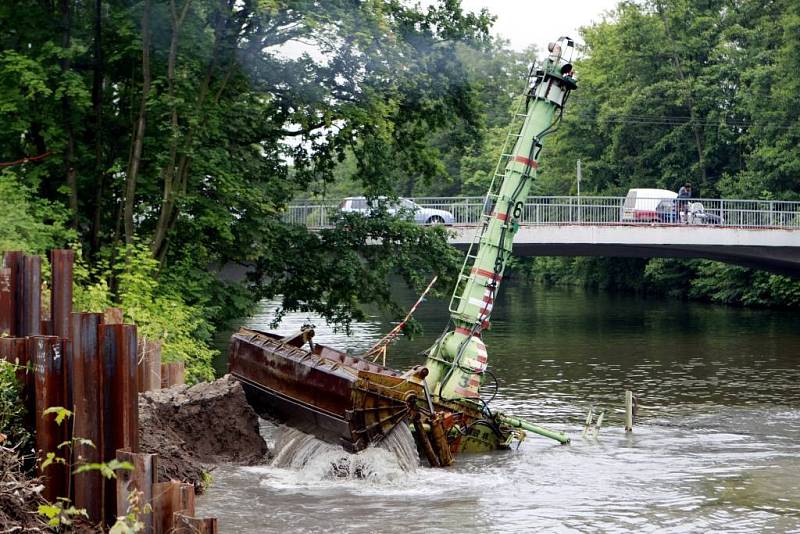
left=0, top=249, right=215, bottom=533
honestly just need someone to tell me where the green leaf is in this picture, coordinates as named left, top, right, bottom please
left=74, top=459, right=134, bottom=479
left=42, top=406, right=73, bottom=425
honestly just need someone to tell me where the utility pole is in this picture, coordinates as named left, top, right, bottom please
left=577, top=159, right=582, bottom=222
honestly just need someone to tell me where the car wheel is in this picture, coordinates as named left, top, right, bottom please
left=427, top=215, right=445, bottom=225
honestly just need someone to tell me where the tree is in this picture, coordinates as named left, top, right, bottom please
left=0, top=0, right=495, bottom=333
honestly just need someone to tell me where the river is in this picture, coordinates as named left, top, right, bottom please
left=198, top=283, right=800, bottom=533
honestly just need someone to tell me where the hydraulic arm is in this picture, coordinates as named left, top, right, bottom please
left=424, top=38, right=578, bottom=403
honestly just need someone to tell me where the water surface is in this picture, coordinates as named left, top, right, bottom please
left=199, top=284, right=800, bottom=533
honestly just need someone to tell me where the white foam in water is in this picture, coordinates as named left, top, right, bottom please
left=266, top=424, right=420, bottom=485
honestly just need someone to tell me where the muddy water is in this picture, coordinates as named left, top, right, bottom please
left=199, top=284, right=800, bottom=532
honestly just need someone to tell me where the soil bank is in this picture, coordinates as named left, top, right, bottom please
left=138, top=374, right=268, bottom=493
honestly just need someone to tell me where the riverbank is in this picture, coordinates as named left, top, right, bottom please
left=509, top=256, right=800, bottom=309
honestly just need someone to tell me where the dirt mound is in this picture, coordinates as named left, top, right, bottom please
left=138, top=374, right=268, bottom=493
left=0, top=445, right=48, bottom=532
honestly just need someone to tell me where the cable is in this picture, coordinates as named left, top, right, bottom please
left=480, top=368, right=499, bottom=406
left=565, top=112, right=800, bottom=130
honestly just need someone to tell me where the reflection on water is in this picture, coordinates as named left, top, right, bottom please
left=200, top=284, right=800, bottom=532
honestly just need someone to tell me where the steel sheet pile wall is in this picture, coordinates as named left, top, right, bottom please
left=138, top=339, right=162, bottom=392
left=71, top=311, right=104, bottom=521
left=100, top=323, right=139, bottom=524
left=0, top=250, right=216, bottom=531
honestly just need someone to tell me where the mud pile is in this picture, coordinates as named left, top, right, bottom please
left=138, top=374, right=268, bottom=493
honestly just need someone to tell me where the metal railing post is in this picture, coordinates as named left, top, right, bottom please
left=770, top=200, right=774, bottom=227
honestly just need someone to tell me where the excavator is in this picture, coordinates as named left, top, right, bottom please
left=228, top=37, right=579, bottom=466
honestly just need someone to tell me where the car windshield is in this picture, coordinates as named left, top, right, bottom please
left=399, top=199, right=416, bottom=209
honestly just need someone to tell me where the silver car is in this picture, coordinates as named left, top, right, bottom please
left=339, top=197, right=455, bottom=225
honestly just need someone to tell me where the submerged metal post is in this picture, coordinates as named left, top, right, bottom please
left=582, top=407, right=593, bottom=437
left=624, top=390, right=633, bottom=432
left=593, top=411, right=604, bottom=439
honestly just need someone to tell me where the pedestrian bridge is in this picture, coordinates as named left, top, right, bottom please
left=286, top=196, right=800, bottom=277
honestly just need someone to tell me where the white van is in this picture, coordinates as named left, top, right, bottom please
left=621, top=188, right=678, bottom=222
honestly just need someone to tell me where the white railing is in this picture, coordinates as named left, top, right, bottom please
left=284, top=196, right=800, bottom=230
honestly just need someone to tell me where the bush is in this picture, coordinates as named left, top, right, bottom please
left=74, top=243, right=216, bottom=383
left=0, top=170, right=75, bottom=254
left=0, top=360, right=30, bottom=448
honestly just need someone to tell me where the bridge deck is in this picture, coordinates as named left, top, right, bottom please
left=287, top=196, right=800, bottom=276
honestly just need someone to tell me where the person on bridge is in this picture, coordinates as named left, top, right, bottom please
left=677, top=182, right=692, bottom=223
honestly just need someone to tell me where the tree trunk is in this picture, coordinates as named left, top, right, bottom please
left=151, top=0, right=193, bottom=257
left=61, top=0, right=79, bottom=229
left=90, top=0, right=105, bottom=253
left=124, top=0, right=152, bottom=245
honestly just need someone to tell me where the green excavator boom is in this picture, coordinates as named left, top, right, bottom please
left=424, top=37, right=578, bottom=407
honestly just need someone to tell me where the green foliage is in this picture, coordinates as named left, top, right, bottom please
left=0, top=171, right=75, bottom=254
left=509, top=256, right=648, bottom=292
left=37, top=500, right=88, bottom=528
left=0, top=0, right=492, bottom=348
left=42, top=406, right=73, bottom=426
left=0, top=360, right=30, bottom=448
left=73, top=459, right=134, bottom=480
left=40, top=451, right=66, bottom=471
left=253, top=212, right=461, bottom=332
left=689, top=262, right=800, bottom=307
left=643, top=258, right=696, bottom=298
left=5, top=0, right=797, bottom=353
left=110, top=489, right=148, bottom=534
left=74, top=243, right=216, bottom=383
left=201, top=471, right=214, bottom=491
left=511, top=254, right=800, bottom=310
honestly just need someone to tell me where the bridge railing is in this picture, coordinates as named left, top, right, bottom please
left=284, top=196, right=800, bottom=229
